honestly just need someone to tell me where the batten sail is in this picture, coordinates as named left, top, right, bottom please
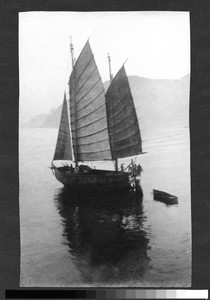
left=105, top=65, right=142, bottom=159
left=53, top=93, right=72, bottom=161
left=69, top=40, right=112, bottom=161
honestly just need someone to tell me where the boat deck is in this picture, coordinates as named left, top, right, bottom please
left=54, top=166, right=134, bottom=192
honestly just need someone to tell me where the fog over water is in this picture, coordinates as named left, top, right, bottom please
left=19, top=12, right=190, bottom=124
left=19, top=126, right=191, bottom=287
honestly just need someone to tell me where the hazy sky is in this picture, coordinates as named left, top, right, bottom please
left=19, top=11, right=190, bottom=123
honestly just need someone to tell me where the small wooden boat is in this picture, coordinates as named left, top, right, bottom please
left=153, top=189, right=178, bottom=205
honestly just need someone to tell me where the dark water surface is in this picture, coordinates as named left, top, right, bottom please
left=19, top=127, right=191, bottom=287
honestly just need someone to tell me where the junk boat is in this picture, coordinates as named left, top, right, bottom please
left=51, top=38, right=144, bottom=191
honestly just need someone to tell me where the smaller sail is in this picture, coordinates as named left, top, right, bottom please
left=105, top=66, right=142, bottom=160
left=53, top=93, right=72, bottom=161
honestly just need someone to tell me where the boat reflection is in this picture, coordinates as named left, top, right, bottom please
left=54, top=188, right=150, bottom=285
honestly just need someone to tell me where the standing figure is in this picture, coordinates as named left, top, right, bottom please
left=133, top=163, right=137, bottom=176
left=137, top=164, right=143, bottom=175
left=120, top=163, right=124, bottom=173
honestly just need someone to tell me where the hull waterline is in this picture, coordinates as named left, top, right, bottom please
left=54, top=167, right=134, bottom=192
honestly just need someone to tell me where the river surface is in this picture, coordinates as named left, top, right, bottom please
left=19, top=127, right=191, bottom=287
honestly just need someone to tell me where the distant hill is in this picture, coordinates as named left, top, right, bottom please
left=24, top=108, right=61, bottom=128
left=128, top=74, right=190, bottom=130
left=24, top=113, right=49, bottom=128
left=27, top=74, right=190, bottom=129
left=42, top=107, right=62, bottom=128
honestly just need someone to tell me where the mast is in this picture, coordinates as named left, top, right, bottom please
left=108, top=53, right=118, bottom=172
left=107, top=53, right=113, bottom=81
left=70, top=36, right=78, bottom=167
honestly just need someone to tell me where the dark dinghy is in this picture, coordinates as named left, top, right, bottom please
left=153, top=189, right=178, bottom=205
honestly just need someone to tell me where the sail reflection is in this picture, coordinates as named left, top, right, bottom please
left=54, top=188, right=150, bottom=285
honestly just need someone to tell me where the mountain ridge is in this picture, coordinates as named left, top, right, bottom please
left=24, top=74, right=190, bottom=129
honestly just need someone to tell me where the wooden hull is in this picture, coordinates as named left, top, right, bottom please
left=153, top=189, right=178, bottom=205
left=54, top=167, right=132, bottom=191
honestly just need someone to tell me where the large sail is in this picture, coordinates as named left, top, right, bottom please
left=53, top=93, right=72, bottom=161
left=69, top=40, right=112, bottom=161
left=105, top=66, right=142, bottom=159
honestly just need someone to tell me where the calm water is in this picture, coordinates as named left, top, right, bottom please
left=19, top=127, right=191, bottom=287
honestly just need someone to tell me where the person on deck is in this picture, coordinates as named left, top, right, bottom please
left=137, top=164, right=143, bottom=175
left=133, top=163, right=137, bottom=176
left=70, top=164, right=74, bottom=173
left=120, top=163, right=124, bottom=173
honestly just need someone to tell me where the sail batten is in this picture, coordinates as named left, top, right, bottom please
left=78, top=152, right=112, bottom=161
left=53, top=94, right=72, bottom=161
left=71, top=90, right=104, bottom=115
left=106, top=92, right=130, bottom=105
left=75, top=124, right=108, bottom=138
left=76, top=115, right=106, bottom=131
left=76, top=78, right=101, bottom=103
left=111, top=142, right=142, bottom=158
left=108, top=110, right=137, bottom=128
left=77, top=137, right=109, bottom=147
left=76, top=102, right=105, bottom=121
left=78, top=149, right=112, bottom=155
left=69, top=40, right=112, bottom=161
left=70, top=126, right=107, bottom=135
left=105, top=65, right=142, bottom=160
left=113, top=131, right=141, bottom=147
left=75, top=67, right=97, bottom=96
left=75, top=56, right=94, bottom=84
left=111, top=122, right=140, bottom=137
left=106, top=95, right=133, bottom=115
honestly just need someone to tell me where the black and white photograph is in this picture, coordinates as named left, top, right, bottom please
left=19, top=11, right=191, bottom=287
